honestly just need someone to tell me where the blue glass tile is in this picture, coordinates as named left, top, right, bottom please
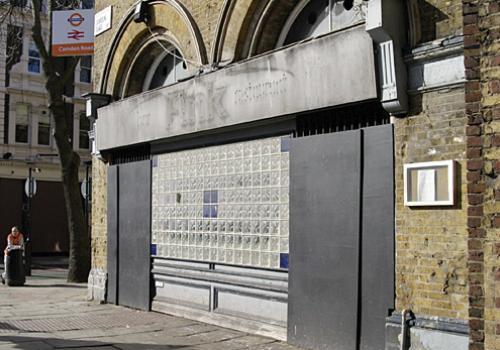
left=150, top=244, right=157, bottom=256
left=203, top=191, right=211, bottom=204
left=211, top=190, right=219, bottom=203
left=203, top=205, right=211, bottom=218
left=280, top=253, right=289, bottom=269
left=210, top=205, right=218, bottom=218
left=281, top=137, right=291, bottom=153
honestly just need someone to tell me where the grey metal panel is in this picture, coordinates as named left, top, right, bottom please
left=152, top=259, right=288, bottom=293
left=106, top=165, right=118, bottom=305
left=96, top=26, right=377, bottom=151
left=156, top=280, right=211, bottom=311
left=215, top=288, right=287, bottom=326
left=117, top=160, right=152, bottom=310
left=360, top=125, right=395, bottom=350
left=288, top=131, right=361, bottom=350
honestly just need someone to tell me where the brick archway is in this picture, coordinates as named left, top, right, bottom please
left=212, top=0, right=421, bottom=65
left=211, top=0, right=300, bottom=65
left=99, top=0, right=207, bottom=99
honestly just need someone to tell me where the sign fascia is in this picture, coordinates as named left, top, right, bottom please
left=95, top=6, right=112, bottom=36
left=96, top=26, right=378, bottom=151
left=52, top=9, right=94, bottom=57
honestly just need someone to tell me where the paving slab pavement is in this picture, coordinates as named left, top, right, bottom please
left=0, top=269, right=303, bottom=350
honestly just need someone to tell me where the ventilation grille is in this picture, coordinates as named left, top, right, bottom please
left=109, top=145, right=151, bottom=165
left=294, top=102, right=390, bottom=138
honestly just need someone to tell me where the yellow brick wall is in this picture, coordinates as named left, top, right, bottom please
left=90, top=156, right=107, bottom=270
left=93, top=0, right=134, bottom=93
left=92, top=0, right=225, bottom=94
left=179, top=0, right=225, bottom=56
left=394, top=88, right=469, bottom=320
left=91, top=0, right=470, bottom=323
left=478, top=1, right=500, bottom=348
left=419, top=0, right=463, bottom=42
left=463, top=1, right=500, bottom=348
left=92, top=0, right=466, bottom=91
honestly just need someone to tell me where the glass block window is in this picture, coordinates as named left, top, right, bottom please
left=152, top=137, right=290, bottom=270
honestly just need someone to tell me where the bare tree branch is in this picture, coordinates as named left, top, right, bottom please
left=0, top=4, right=14, bottom=25
left=31, top=0, right=55, bottom=76
left=1, top=0, right=93, bottom=282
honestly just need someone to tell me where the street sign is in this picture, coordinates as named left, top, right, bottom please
left=52, top=9, right=94, bottom=57
left=95, top=6, right=112, bottom=36
left=24, top=178, right=37, bottom=198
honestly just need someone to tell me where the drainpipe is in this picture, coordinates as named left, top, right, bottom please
left=401, top=309, right=414, bottom=350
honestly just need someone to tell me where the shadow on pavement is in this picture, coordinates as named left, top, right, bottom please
left=0, top=335, right=192, bottom=349
left=0, top=323, right=19, bottom=332
left=19, top=284, right=85, bottom=289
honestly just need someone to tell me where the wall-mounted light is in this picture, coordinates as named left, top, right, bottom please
left=134, top=0, right=150, bottom=23
left=82, top=93, right=111, bottom=160
left=82, top=93, right=112, bottom=121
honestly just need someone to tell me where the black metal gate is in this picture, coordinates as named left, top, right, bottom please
left=107, top=160, right=152, bottom=311
left=288, top=125, right=394, bottom=350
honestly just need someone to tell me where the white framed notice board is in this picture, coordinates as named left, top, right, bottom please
left=404, top=160, right=455, bottom=206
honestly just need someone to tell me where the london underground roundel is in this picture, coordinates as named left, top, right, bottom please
left=68, top=13, right=85, bottom=26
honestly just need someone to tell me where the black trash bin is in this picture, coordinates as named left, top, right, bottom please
left=4, top=248, right=25, bottom=286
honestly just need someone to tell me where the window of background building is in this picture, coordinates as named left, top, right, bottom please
left=28, top=42, right=41, bottom=73
left=10, top=0, right=28, bottom=7
left=66, top=104, right=74, bottom=146
left=38, top=109, right=51, bottom=146
left=81, top=0, right=93, bottom=9
left=80, top=56, right=92, bottom=83
left=27, top=0, right=46, bottom=11
left=15, top=104, right=29, bottom=143
left=79, top=112, right=90, bottom=149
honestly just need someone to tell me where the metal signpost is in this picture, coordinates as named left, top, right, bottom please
left=23, top=167, right=39, bottom=276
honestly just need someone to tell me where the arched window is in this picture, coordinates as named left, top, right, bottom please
left=277, top=0, right=366, bottom=47
left=123, top=39, right=189, bottom=98
left=143, top=48, right=188, bottom=91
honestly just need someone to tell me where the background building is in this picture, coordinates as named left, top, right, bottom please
left=87, top=0, right=499, bottom=349
left=0, top=2, right=92, bottom=255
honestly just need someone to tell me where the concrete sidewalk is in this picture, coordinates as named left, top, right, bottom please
left=0, top=269, right=302, bottom=350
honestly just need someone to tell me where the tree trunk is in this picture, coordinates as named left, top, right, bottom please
left=28, top=0, right=90, bottom=283
left=49, top=91, right=90, bottom=282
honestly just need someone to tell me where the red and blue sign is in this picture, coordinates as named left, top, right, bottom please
left=67, top=13, right=85, bottom=26
left=52, top=9, right=94, bottom=57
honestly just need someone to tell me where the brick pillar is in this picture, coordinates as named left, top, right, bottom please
left=464, top=1, right=500, bottom=349
left=480, top=1, right=500, bottom=348
left=463, top=0, right=485, bottom=349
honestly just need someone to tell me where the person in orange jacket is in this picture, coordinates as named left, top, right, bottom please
left=2, top=226, right=24, bottom=284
